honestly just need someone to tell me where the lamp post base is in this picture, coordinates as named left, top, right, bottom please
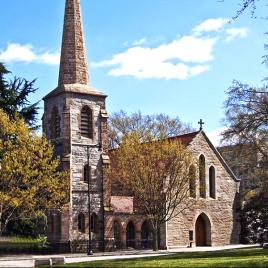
left=87, top=250, right=93, bottom=255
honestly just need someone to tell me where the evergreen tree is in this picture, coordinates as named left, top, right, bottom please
left=0, top=63, right=39, bottom=127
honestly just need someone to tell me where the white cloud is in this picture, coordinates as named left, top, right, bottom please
left=0, top=43, right=37, bottom=63
left=190, top=65, right=210, bottom=76
left=207, top=127, right=226, bottom=147
left=0, top=43, right=60, bottom=65
left=193, top=18, right=230, bottom=34
left=93, top=36, right=216, bottom=80
left=225, top=27, right=249, bottom=42
left=132, top=38, right=147, bottom=46
left=92, top=17, right=249, bottom=80
left=38, top=52, right=60, bottom=65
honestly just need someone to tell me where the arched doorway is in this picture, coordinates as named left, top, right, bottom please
left=114, top=221, right=121, bottom=249
left=141, top=221, right=152, bottom=249
left=126, top=221, right=135, bottom=248
left=195, top=213, right=211, bottom=246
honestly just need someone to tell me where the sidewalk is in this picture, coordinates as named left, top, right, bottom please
left=0, top=244, right=260, bottom=267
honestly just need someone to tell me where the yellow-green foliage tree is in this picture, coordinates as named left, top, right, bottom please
left=0, top=109, right=69, bottom=235
left=109, top=132, right=196, bottom=251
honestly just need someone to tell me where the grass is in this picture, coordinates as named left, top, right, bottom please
left=54, top=248, right=268, bottom=268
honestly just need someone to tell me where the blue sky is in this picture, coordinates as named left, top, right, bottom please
left=0, top=0, right=267, bottom=145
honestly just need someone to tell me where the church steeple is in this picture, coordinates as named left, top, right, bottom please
left=58, top=0, right=89, bottom=86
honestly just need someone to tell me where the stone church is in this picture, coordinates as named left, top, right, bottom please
left=42, top=0, right=240, bottom=252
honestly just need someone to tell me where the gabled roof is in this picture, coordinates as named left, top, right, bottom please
left=188, top=130, right=240, bottom=182
left=167, top=131, right=200, bottom=145
left=109, top=130, right=239, bottom=182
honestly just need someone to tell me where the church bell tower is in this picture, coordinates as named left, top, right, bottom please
left=43, top=0, right=109, bottom=252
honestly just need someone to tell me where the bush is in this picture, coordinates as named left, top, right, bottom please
left=240, top=196, right=268, bottom=244
left=4, top=216, right=47, bottom=238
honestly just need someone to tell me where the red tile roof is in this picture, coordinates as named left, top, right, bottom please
left=167, top=131, right=200, bottom=145
left=108, top=131, right=200, bottom=154
left=111, top=196, right=134, bottom=213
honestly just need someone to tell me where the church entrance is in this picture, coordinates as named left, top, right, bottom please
left=126, top=221, right=135, bottom=248
left=195, top=213, right=211, bottom=246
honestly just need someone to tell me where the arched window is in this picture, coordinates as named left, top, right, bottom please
left=90, top=212, right=98, bottom=233
left=81, top=106, right=93, bottom=138
left=189, top=165, right=196, bottom=198
left=83, top=164, right=91, bottom=183
left=199, top=155, right=206, bottom=198
left=209, top=166, right=216, bottom=199
left=50, top=106, right=61, bottom=139
left=78, top=212, right=85, bottom=233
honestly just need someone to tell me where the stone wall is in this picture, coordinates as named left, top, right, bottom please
left=43, top=89, right=108, bottom=251
left=43, top=92, right=72, bottom=243
left=69, top=93, right=106, bottom=247
left=166, top=132, right=240, bottom=248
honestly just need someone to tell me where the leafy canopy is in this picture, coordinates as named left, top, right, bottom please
left=109, top=131, right=195, bottom=250
left=0, top=109, right=69, bottom=234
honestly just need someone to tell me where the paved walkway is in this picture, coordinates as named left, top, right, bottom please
left=0, top=244, right=260, bottom=267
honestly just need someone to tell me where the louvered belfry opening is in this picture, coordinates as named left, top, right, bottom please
left=81, top=106, right=93, bottom=138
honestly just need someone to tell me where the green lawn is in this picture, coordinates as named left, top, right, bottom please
left=55, top=248, right=268, bottom=268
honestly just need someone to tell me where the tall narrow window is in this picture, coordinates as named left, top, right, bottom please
left=50, top=107, right=61, bottom=139
left=189, top=165, right=196, bottom=198
left=199, top=155, right=206, bottom=198
left=78, top=212, right=85, bottom=233
left=81, top=106, right=93, bottom=138
left=209, top=166, right=216, bottom=199
left=84, top=164, right=91, bottom=183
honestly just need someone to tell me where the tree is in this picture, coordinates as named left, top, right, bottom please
left=231, top=0, right=266, bottom=19
left=222, top=80, right=268, bottom=191
left=109, top=132, right=195, bottom=251
left=0, top=63, right=39, bottom=127
left=0, top=109, right=69, bottom=235
left=221, top=81, right=268, bottom=243
left=225, top=0, right=268, bottom=66
left=240, top=186, right=268, bottom=244
left=222, top=81, right=268, bottom=160
left=109, top=110, right=193, bottom=149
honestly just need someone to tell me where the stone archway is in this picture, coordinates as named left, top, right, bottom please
left=195, top=213, right=211, bottom=246
left=113, top=220, right=121, bottom=249
left=126, top=221, right=135, bottom=248
left=141, top=220, right=153, bottom=249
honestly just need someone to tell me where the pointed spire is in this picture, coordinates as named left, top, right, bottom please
left=58, top=0, right=89, bottom=86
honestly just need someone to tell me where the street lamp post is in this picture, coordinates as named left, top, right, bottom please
left=73, top=142, right=101, bottom=256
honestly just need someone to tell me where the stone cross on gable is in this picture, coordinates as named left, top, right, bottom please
left=198, top=119, right=204, bottom=130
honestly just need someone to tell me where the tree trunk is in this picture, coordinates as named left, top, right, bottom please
left=152, top=224, right=158, bottom=251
